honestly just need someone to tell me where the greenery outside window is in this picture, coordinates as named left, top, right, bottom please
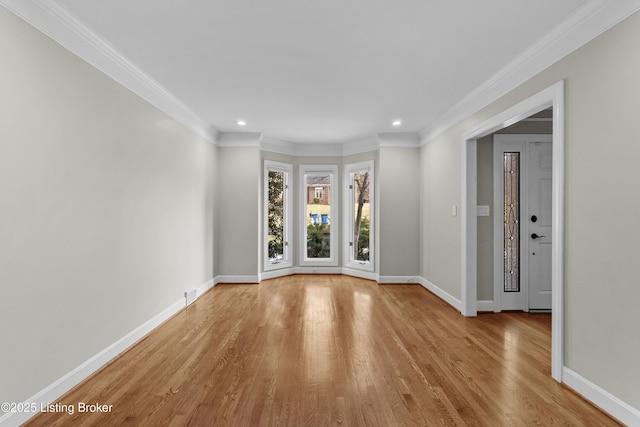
left=264, top=161, right=292, bottom=271
left=300, top=165, right=338, bottom=266
left=344, top=161, right=374, bottom=272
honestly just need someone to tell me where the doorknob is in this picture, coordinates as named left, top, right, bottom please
left=531, top=233, right=546, bottom=239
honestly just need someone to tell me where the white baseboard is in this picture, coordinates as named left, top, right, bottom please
left=342, top=268, right=378, bottom=281
left=416, top=277, right=463, bottom=312
left=293, top=267, right=343, bottom=275
left=214, top=275, right=260, bottom=284
left=563, top=367, right=640, bottom=427
left=196, top=278, right=215, bottom=297
left=0, top=278, right=214, bottom=427
left=262, top=268, right=377, bottom=281
left=260, top=268, right=296, bottom=281
left=477, top=300, right=494, bottom=312
left=377, top=275, right=421, bottom=284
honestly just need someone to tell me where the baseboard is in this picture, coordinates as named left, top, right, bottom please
left=562, top=367, right=640, bottom=427
left=292, top=267, right=343, bottom=275
left=261, top=268, right=376, bottom=281
left=214, top=275, right=260, bottom=284
left=0, top=278, right=214, bottom=427
left=196, top=278, right=215, bottom=297
left=377, top=275, right=421, bottom=284
left=477, top=300, right=494, bottom=312
left=260, top=268, right=296, bottom=281
left=342, top=268, right=378, bottom=281
left=416, top=277, right=463, bottom=312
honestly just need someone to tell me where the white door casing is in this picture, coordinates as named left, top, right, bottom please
left=462, top=80, right=564, bottom=382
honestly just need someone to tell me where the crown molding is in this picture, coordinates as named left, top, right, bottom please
left=419, top=0, right=640, bottom=144
left=292, top=142, right=345, bottom=157
left=342, top=136, right=380, bottom=156
left=378, top=133, right=421, bottom=148
left=0, top=0, right=218, bottom=143
left=259, top=135, right=381, bottom=157
left=258, top=133, right=416, bottom=157
left=218, top=132, right=261, bottom=147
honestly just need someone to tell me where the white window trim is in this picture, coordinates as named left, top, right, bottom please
left=299, top=165, right=339, bottom=266
left=343, top=161, right=374, bottom=272
left=264, top=160, right=293, bottom=272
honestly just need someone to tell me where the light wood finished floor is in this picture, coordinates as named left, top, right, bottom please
left=27, top=275, right=619, bottom=426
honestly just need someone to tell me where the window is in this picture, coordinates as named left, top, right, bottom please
left=344, top=161, right=374, bottom=271
left=503, top=152, right=520, bottom=292
left=264, top=161, right=292, bottom=271
left=300, top=165, right=338, bottom=266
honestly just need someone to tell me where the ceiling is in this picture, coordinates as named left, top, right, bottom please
left=48, top=0, right=589, bottom=144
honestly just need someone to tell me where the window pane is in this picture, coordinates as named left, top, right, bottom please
left=306, top=174, right=331, bottom=258
left=268, top=170, right=285, bottom=263
left=503, top=152, right=520, bottom=292
left=353, top=171, right=370, bottom=262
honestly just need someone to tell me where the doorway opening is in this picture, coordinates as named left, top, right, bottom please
left=461, top=81, right=564, bottom=381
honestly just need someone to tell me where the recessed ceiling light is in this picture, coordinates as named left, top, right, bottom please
left=392, top=119, right=402, bottom=127
left=236, top=119, right=247, bottom=126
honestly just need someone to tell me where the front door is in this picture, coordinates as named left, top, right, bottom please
left=527, top=142, right=552, bottom=310
left=494, top=135, right=552, bottom=312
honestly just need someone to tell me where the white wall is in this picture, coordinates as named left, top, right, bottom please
left=420, top=10, right=640, bottom=411
left=379, top=147, right=420, bottom=277
left=216, top=146, right=261, bottom=277
left=0, top=7, right=215, bottom=411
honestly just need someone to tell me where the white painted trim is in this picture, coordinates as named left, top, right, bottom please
left=377, top=133, right=421, bottom=148
left=377, top=276, right=421, bottom=284
left=260, top=268, right=297, bottom=281
left=299, top=165, right=339, bottom=267
left=262, top=268, right=378, bottom=281
left=258, top=137, right=300, bottom=156
left=416, top=277, right=463, bottom=312
left=342, top=137, right=379, bottom=156
left=462, top=81, right=564, bottom=382
left=563, top=367, right=640, bottom=427
left=258, top=133, right=419, bottom=158
left=476, top=300, right=494, bottom=312
left=0, top=0, right=217, bottom=144
left=260, top=135, right=380, bottom=157
left=294, top=144, right=345, bottom=157
left=0, top=277, right=215, bottom=427
left=214, top=275, right=260, bottom=284
left=421, top=0, right=640, bottom=144
left=218, top=132, right=261, bottom=147
left=342, top=268, right=378, bottom=281
left=343, top=161, right=375, bottom=273
left=550, top=85, right=565, bottom=383
left=291, top=267, right=343, bottom=275
left=263, top=160, right=294, bottom=272
left=196, top=278, right=216, bottom=297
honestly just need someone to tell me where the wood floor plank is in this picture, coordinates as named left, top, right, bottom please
left=25, top=275, right=620, bottom=426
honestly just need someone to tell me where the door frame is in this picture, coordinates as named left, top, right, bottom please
left=461, top=81, right=564, bottom=381
left=492, top=135, right=553, bottom=312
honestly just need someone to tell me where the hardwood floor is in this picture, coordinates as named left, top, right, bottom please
left=26, top=275, right=619, bottom=426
